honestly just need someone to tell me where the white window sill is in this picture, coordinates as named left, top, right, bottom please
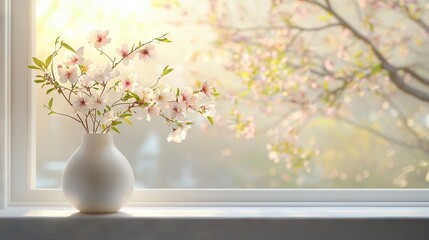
left=1, top=206, right=429, bottom=218
left=1, top=207, right=429, bottom=239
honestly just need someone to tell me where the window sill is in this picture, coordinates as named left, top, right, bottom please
left=1, top=207, right=429, bottom=239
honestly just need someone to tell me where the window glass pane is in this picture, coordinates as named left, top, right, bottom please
left=35, top=0, right=429, bottom=188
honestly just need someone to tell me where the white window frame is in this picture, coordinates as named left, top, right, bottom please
left=1, top=0, right=429, bottom=208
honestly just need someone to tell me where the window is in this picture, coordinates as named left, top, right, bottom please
left=4, top=0, right=429, bottom=206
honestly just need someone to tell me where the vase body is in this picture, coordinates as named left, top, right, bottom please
left=62, top=133, right=134, bottom=213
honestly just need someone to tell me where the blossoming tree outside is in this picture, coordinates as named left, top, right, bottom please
left=157, top=0, right=429, bottom=187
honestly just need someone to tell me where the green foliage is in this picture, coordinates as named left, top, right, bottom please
left=122, top=117, right=133, bottom=126
left=161, top=65, right=174, bottom=77
left=28, top=65, right=43, bottom=71
left=61, top=41, right=76, bottom=53
left=207, top=116, right=214, bottom=125
left=46, top=88, right=56, bottom=94
left=371, top=64, right=383, bottom=75
left=121, top=112, right=132, bottom=118
left=32, top=57, right=45, bottom=70
left=45, top=54, right=53, bottom=67
left=48, top=98, right=53, bottom=109
left=111, top=127, right=120, bottom=134
left=111, top=120, right=122, bottom=126
left=155, top=34, right=172, bottom=43
left=127, top=91, right=141, bottom=101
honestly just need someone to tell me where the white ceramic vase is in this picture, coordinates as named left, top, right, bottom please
left=62, top=133, right=134, bottom=213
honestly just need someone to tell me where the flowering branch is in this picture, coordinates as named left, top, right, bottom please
left=28, top=30, right=218, bottom=142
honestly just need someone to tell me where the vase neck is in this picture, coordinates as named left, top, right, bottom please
left=81, top=133, right=114, bottom=148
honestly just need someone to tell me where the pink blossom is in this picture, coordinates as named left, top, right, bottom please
left=199, top=101, right=216, bottom=117
left=145, top=105, right=161, bottom=121
left=101, top=110, right=118, bottom=124
left=87, top=64, right=119, bottom=84
left=178, top=87, right=197, bottom=110
left=139, top=87, right=155, bottom=104
left=133, top=104, right=160, bottom=121
left=79, top=75, right=93, bottom=88
left=58, top=65, right=78, bottom=84
left=324, top=60, right=335, bottom=72
left=243, top=120, right=255, bottom=139
left=72, top=94, right=90, bottom=113
left=154, top=85, right=173, bottom=108
left=65, top=47, right=85, bottom=65
left=200, top=80, right=215, bottom=99
left=138, top=44, right=156, bottom=62
left=91, top=92, right=107, bottom=110
left=169, top=102, right=185, bottom=120
left=88, top=30, right=111, bottom=49
left=120, top=74, right=138, bottom=91
left=116, top=43, right=135, bottom=66
left=167, top=125, right=191, bottom=143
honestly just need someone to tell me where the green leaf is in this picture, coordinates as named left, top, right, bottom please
left=48, top=98, right=53, bottom=109
left=61, top=41, right=76, bottom=53
left=111, top=127, right=120, bottom=134
left=176, top=88, right=180, bottom=97
left=155, top=37, right=172, bottom=43
left=122, top=117, right=133, bottom=126
left=55, top=36, right=61, bottom=45
left=111, top=120, right=122, bottom=126
left=207, top=116, right=214, bottom=125
left=128, top=91, right=141, bottom=101
left=34, top=79, right=45, bottom=83
left=45, top=54, right=53, bottom=67
left=32, top=57, right=45, bottom=69
left=46, top=88, right=56, bottom=94
left=122, top=94, right=131, bottom=101
left=371, top=64, right=382, bottom=75
left=48, top=111, right=55, bottom=116
left=28, top=65, right=43, bottom=70
left=323, top=80, right=329, bottom=90
left=161, top=65, right=173, bottom=77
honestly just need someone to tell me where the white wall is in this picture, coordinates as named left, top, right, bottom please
left=0, top=0, right=10, bottom=209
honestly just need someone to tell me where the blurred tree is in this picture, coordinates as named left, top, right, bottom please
left=156, top=0, right=429, bottom=186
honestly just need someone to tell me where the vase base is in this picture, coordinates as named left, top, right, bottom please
left=76, top=209, right=120, bottom=214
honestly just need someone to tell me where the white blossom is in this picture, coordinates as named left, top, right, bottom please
left=154, top=84, right=173, bottom=108
left=167, top=125, right=191, bottom=143
left=199, top=101, right=216, bottom=117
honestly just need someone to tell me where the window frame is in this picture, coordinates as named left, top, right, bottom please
left=0, top=0, right=9, bottom=210
left=1, top=0, right=429, bottom=208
